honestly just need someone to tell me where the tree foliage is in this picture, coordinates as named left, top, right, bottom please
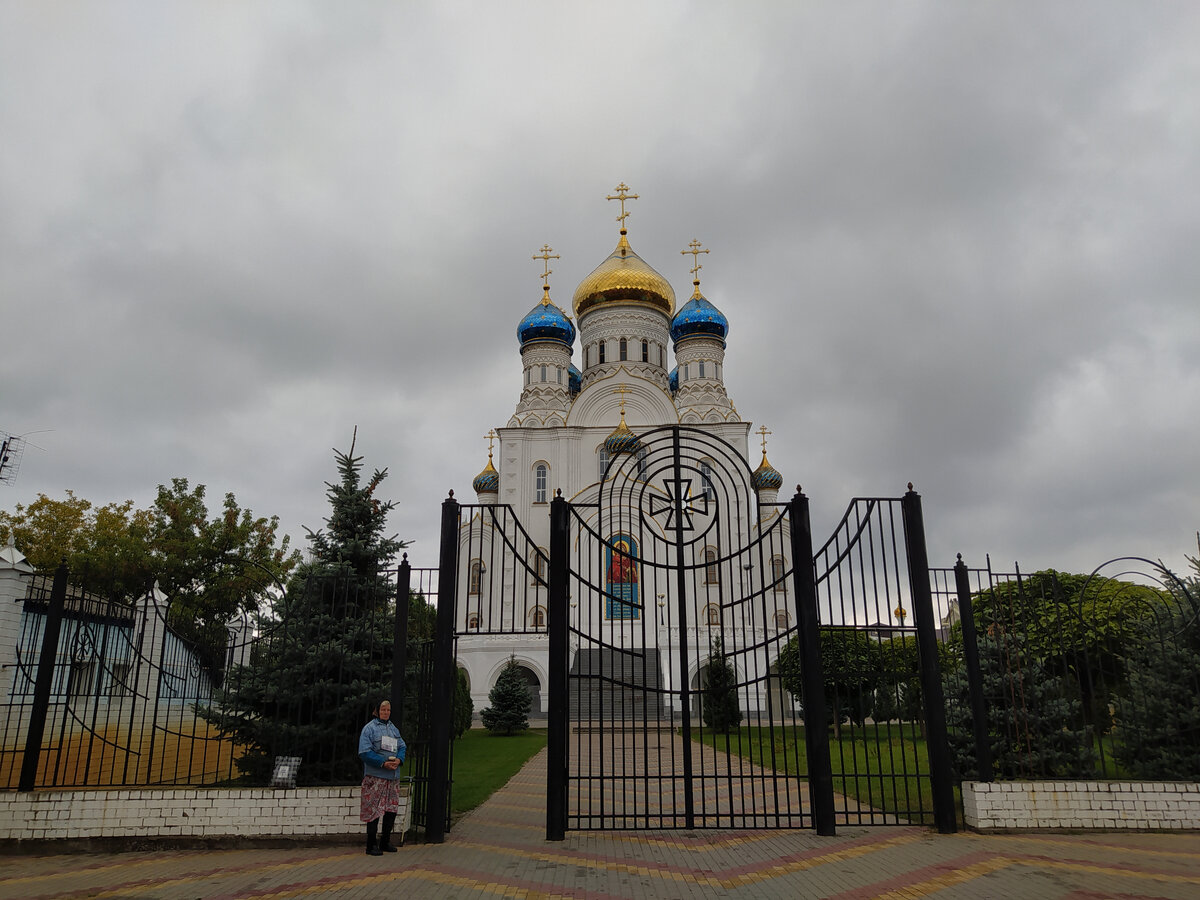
left=0, top=482, right=301, bottom=673
left=201, top=441, right=411, bottom=784
left=481, top=657, right=530, bottom=736
left=702, top=636, right=742, bottom=734
left=1112, top=566, right=1200, bottom=779
left=453, top=667, right=474, bottom=739
left=776, top=628, right=880, bottom=735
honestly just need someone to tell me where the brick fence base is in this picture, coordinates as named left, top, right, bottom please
left=0, top=786, right=411, bottom=844
left=963, top=781, right=1200, bottom=831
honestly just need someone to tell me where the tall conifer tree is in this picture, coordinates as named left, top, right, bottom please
left=202, top=434, right=413, bottom=784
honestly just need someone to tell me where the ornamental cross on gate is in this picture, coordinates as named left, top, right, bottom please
left=649, top=476, right=710, bottom=531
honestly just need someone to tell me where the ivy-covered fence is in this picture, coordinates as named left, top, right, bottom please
left=939, top=558, right=1200, bottom=783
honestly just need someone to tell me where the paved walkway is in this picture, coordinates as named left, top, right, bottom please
left=3, top=749, right=1199, bottom=899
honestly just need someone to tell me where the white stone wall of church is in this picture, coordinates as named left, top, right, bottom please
left=0, top=787, right=410, bottom=841
left=962, top=781, right=1200, bottom=831
left=578, top=305, right=672, bottom=389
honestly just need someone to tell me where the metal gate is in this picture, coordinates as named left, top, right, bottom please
left=543, top=428, right=956, bottom=836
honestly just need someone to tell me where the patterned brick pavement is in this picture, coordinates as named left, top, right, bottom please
left=3, top=747, right=1199, bottom=899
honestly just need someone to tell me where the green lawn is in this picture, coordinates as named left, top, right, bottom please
left=696, top=724, right=955, bottom=822
left=449, top=728, right=546, bottom=815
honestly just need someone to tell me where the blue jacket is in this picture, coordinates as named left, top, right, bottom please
left=358, top=717, right=406, bottom=780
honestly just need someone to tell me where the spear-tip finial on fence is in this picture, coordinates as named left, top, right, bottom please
left=556, top=488, right=562, bottom=498
left=907, top=482, right=914, bottom=492
left=447, top=489, right=454, bottom=499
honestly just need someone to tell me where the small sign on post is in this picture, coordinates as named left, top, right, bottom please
left=270, top=756, right=301, bottom=789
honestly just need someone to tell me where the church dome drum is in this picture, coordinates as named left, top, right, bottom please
left=568, top=363, right=582, bottom=394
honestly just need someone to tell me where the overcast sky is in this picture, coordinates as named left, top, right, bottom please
left=2, top=2, right=1198, bottom=581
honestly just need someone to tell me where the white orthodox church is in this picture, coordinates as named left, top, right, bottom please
left=454, top=186, right=792, bottom=717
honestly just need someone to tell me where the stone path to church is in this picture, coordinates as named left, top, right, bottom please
left=4, top=746, right=1200, bottom=899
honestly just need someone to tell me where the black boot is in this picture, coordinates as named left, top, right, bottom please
left=366, top=818, right=382, bottom=856
left=379, top=811, right=398, bottom=852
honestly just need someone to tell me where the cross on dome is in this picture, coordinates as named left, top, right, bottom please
left=484, top=428, right=497, bottom=459
left=756, top=425, right=772, bottom=454
left=606, top=182, right=639, bottom=232
left=532, top=243, right=560, bottom=304
left=611, top=383, right=633, bottom=417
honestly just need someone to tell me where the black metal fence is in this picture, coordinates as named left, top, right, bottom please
left=942, top=557, right=1200, bottom=784
left=2, top=561, right=440, bottom=795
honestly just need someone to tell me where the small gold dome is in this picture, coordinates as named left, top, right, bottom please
left=572, top=232, right=676, bottom=319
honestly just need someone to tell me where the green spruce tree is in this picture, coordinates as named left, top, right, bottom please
left=703, top=637, right=743, bottom=734
left=481, top=657, right=530, bottom=735
left=201, top=435, right=410, bottom=784
left=452, top=667, right=474, bottom=738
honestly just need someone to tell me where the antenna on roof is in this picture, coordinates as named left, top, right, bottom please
left=0, top=432, right=26, bottom=485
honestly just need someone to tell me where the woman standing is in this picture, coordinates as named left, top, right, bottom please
left=358, top=699, right=406, bottom=855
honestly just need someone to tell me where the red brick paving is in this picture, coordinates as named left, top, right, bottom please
left=2, top=748, right=1199, bottom=898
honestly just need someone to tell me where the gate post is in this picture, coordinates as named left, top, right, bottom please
left=954, top=554, right=993, bottom=783
left=425, top=492, right=461, bottom=843
left=393, top=554, right=411, bottom=736
left=20, top=562, right=69, bottom=791
left=787, top=490, right=836, bottom=836
left=901, top=486, right=956, bottom=834
left=546, top=491, right=570, bottom=840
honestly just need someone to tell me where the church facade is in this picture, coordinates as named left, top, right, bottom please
left=454, top=186, right=791, bottom=717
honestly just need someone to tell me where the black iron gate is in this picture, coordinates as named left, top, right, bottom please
left=543, top=428, right=956, bottom=836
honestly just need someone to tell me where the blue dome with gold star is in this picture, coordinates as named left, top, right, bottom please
left=518, top=289, right=576, bottom=349
left=668, top=366, right=678, bottom=393
left=751, top=454, right=784, bottom=491
left=604, top=413, right=641, bottom=456
left=670, top=288, right=728, bottom=346
left=472, top=456, right=499, bottom=493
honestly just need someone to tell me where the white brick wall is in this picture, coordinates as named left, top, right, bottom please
left=963, top=781, right=1200, bottom=831
left=0, top=787, right=411, bottom=843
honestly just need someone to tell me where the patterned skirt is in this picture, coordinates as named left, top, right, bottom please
left=360, top=774, right=401, bottom=823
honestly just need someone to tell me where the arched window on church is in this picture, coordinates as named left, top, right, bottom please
left=636, top=447, right=648, bottom=478
left=658, top=343, right=664, bottom=366
left=703, top=603, right=720, bottom=625
left=530, top=547, right=547, bottom=585
left=642, top=339, right=649, bottom=362
left=700, top=462, right=714, bottom=500
left=469, top=559, right=483, bottom=595
left=535, top=464, right=548, bottom=503
left=599, top=341, right=606, bottom=364
left=468, top=613, right=480, bottom=630
left=530, top=606, right=546, bottom=629
left=557, top=367, right=562, bottom=383
left=682, top=364, right=689, bottom=381
left=540, top=364, right=547, bottom=382
left=585, top=345, right=591, bottom=368
left=772, top=556, right=786, bottom=593
left=598, top=446, right=610, bottom=480
left=525, top=368, right=530, bottom=385
left=773, top=610, right=789, bottom=629
left=703, top=547, right=719, bottom=584
left=619, top=338, right=627, bottom=361
left=698, top=361, right=705, bottom=378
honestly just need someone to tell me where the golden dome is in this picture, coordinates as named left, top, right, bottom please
left=572, top=232, right=676, bottom=319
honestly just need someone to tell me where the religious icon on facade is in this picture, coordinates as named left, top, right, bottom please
left=606, top=534, right=640, bottom=619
